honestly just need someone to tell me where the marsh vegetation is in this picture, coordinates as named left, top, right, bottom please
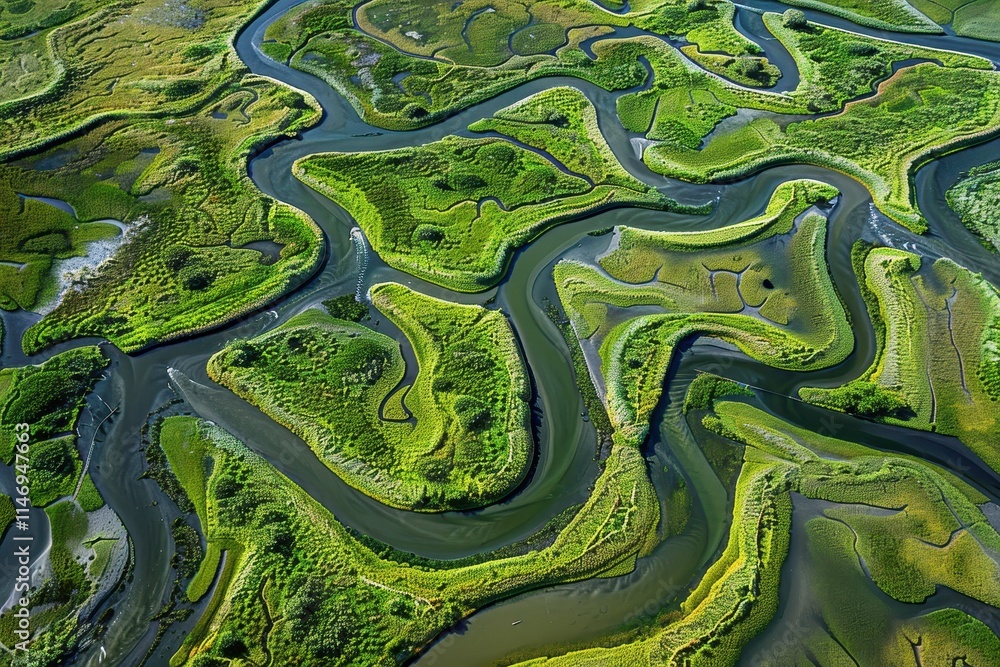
left=4, top=0, right=1000, bottom=664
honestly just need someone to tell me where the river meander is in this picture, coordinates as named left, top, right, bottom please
left=4, top=1, right=1000, bottom=664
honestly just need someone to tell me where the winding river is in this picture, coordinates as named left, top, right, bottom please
left=3, top=0, right=1000, bottom=664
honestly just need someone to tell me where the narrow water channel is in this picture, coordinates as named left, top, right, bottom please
left=3, top=1, right=999, bottom=664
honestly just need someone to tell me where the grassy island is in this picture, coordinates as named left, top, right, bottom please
left=644, top=62, right=1000, bottom=233
left=157, top=414, right=661, bottom=666
left=295, top=87, right=678, bottom=291
left=209, top=283, right=533, bottom=510
left=800, top=243, right=1000, bottom=473
left=512, top=397, right=1000, bottom=666
left=0, top=346, right=107, bottom=463
left=774, top=0, right=941, bottom=33
left=2, top=76, right=322, bottom=354
left=555, top=179, right=851, bottom=447
left=263, top=0, right=777, bottom=130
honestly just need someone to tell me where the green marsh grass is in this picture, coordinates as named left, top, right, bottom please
left=209, top=283, right=533, bottom=511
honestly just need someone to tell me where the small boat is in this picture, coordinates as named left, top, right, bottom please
left=511, top=620, right=522, bottom=626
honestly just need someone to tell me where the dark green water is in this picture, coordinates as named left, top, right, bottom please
left=2, top=1, right=1000, bottom=664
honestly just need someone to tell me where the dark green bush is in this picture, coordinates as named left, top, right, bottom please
left=179, top=264, right=215, bottom=290
left=418, top=457, right=453, bottom=483
left=684, top=374, right=754, bottom=413
left=846, top=41, right=878, bottom=57
left=415, top=225, right=444, bottom=243
left=262, top=524, right=295, bottom=557
left=817, top=382, right=909, bottom=419
left=450, top=172, right=487, bottom=191
left=783, top=9, right=807, bottom=29
left=323, top=294, right=368, bottom=321
left=164, top=245, right=193, bottom=270
left=174, top=156, right=200, bottom=176
left=431, top=375, right=453, bottom=392
left=6, top=372, right=83, bottom=425
left=734, top=57, right=765, bottom=79
left=171, top=519, right=203, bottom=580
left=182, top=44, right=217, bottom=61
left=217, top=632, right=248, bottom=658
left=454, top=395, right=490, bottom=431
left=22, top=232, right=70, bottom=255
left=214, top=474, right=242, bottom=499
left=30, top=438, right=78, bottom=506
left=404, top=103, right=428, bottom=119
left=225, top=341, right=260, bottom=367
left=7, top=0, right=34, bottom=14
left=164, top=80, right=204, bottom=100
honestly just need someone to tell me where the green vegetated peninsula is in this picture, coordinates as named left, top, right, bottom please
left=155, top=411, right=660, bottom=666
left=556, top=179, right=852, bottom=445
left=800, top=243, right=1000, bottom=471
left=907, top=0, right=1000, bottom=41
left=789, top=0, right=1000, bottom=40
left=265, top=0, right=1000, bottom=236
left=294, top=87, right=679, bottom=291
left=0, top=0, right=324, bottom=355
left=948, top=158, right=1000, bottom=252
left=517, top=394, right=1000, bottom=665
left=209, top=283, right=532, bottom=510
left=264, top=0, right=776, bottom=129
left=631, top=16, right=999, bottom=233
left=6, top=0, right=1000, bottom=664
left=0, top=346, right=106, bottom=463
left=774, top=0, right=942, bottom=33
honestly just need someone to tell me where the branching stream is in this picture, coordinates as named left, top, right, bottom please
left=3, top=0, right=1000, bottom=664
